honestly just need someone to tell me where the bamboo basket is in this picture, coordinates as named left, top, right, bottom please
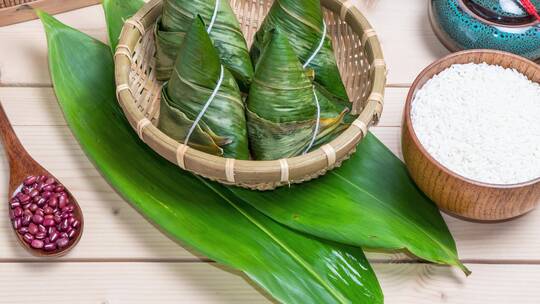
left=114, top=0, right=387, bottom=190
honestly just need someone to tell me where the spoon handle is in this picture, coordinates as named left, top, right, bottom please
left=0, top=101, right=29, bottom=165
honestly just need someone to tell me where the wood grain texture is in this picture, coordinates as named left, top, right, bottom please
left=1, top=88, right=540, bottom=263
left=0, top=263, right=538, bottom=303
left=0, top=2, right=539, bottom=303
left=0, top=0, right=448, bottom=86
left=0, top=0, right=100, bottom=27
left=402, top=50, right=540, bottom=221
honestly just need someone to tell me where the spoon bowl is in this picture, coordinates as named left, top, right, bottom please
left=0, top=101, right=83, bottom=257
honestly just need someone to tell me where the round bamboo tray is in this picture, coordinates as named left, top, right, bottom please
left=114, top=0, right=386, bottom=190
left=402, top=50, right=540, bottom=221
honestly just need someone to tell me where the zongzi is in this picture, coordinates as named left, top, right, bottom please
left=156, top=0, right=253, bottom=91
left=158, top=16, right=249, bottom=160
left=251, top=0, right=349, bottom=106
left=247, top=29, right=348, bottom=161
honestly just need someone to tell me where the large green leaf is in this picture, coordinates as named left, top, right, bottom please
left=38, top=10, right=383, bottom=304
left=247, top=29, right=347, bottom=160
left=159, top=16, right=249, bottom=159
left=102, top=0, right=144, bottom=51
left=157, top=0, right=253, bottom=90
left=230, top=134, right=470, bottom=274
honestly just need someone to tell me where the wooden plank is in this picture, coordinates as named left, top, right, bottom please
left=355, top=0, right=450, bottom=85
left=0, top=87, right=408, bottom=127
left=0, top=0, right=100, bottom=27
left=0, top=6, right=107, bottom=86
left=0, top=262, right=270, bottom=303
left=1, top=88, right=540, bottom=262
left=377, top=264, right=540, bottom=303
left=0, top=262, right=537, bottom=303
left=0, top=0, right=446, bottom=86
left=0, top=124, right=536, bottom=262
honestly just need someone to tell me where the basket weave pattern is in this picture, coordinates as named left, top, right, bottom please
left=115, top=0, right=387, bottom=190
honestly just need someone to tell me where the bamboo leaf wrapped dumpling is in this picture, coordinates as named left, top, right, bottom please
left=251, top=0, right=349, bottom=106
left=247, top=29, right=348, bottom=161
left=155, top=0, right=253, bottom=91
left=158, top=16, right=249, bottom=160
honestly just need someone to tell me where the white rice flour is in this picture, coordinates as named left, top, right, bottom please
left=411, top=63, right=540, bottom=185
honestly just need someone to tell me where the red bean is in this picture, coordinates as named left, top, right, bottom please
left=54, top=186, right=65, bottom=193
left=13, top=207, right=23, bottom=218
left=56, top=238, right=69, bottom=248
left=43, top=218, right=55, bottom=227
left=61, top=219, right=70, bottom=231
left=18, top=227, right=29, bottom=234
left=43, top=243, right=57, bottom=251
left=10, top=200, right=21, bottom=209
left=44, top=185, right=56, bottom=192
left=29, top=189, right=39, bottom=198
left=32, top=214, right=43, bottom=224
left=38, top=224, right=46, bottom=233
left=35, top=209, right=44, bottom=217
left=31, top=240, right=44, bottom=249
left=42, top=191, right=53, bottom=199
left=35, top=232, right=46, bottom=240
left=29, top=204, right=38, bottom=212
left=12, top=218, right=21, bottom=230
left=49, top=231, right=59, bottom=242
left=28, top=223, right=38, bottom=235
left=47, top=197, right=58, bottom=208
left=19, top=194, right=30, bottom=203
left=43, top=206, right=54, bottom=215
left=45, top=178, right=55, bottom=185
left=23, top=176, right=37, bottom=186
left=58, top=195, right=68, bottom=209
left=68, top=229, right=77, bottom=239
left=22, top=213, right=32, bottom=226
left=23, top=233, right=34, bottom=244
left=36, top=197, right=47, bottom=207
left=54, top=215, right=62, bottom=223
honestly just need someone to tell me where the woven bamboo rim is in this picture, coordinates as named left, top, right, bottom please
left=114, top=0, right=387, bottom=190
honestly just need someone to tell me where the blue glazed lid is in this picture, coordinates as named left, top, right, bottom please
left=460, top=0, right=540, bottom=25
left=430, top=0, right=540, bottom=61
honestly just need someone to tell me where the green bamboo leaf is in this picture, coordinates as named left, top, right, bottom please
left=38, top=11, right=383, bottom=304
left=251, top=0, right=349, bottom=105
left=248, top=29, right=347, bottom=160
left=102, top=0, right=145, bottom=51
left=160, top=16, right=249, bottom=159
left=157, top=0, right=253, bottom=90
left=230, top=133, right=470, bottom=275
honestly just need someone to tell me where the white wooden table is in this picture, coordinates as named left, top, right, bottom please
left=0, top=1, right=539, bottom=303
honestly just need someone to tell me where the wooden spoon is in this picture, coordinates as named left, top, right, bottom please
left=0, top=101, right=83, bottom=257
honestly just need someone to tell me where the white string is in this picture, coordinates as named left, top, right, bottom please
left=303, top=21, right=327, bottom=69
left=207, top=0, right=220, bottom=33
left=184, top=65, right=225, bottom=145
left=303, top=87, right=321, bottom=154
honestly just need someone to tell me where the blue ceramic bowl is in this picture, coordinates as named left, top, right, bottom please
left=430, top=0, right=540, bottom=61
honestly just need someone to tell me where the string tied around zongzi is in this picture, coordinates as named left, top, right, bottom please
left=206, top=0, right=220, bottom=33
left=303, top=21, right=327, bottom=69
left=303, top=87, right=321, bottom=154
left=184, top=65, right=225, bottom=145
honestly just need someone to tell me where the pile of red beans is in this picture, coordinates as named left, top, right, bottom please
left=9, top=175, right=80, bottom=252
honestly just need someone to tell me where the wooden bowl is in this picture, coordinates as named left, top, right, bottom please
left=402, top=50, right=540, bottom=221
left=114, top=0, right=387, bottom=190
